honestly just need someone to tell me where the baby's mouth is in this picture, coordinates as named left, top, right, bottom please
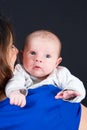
left=33, top=66, right=41, bottom=69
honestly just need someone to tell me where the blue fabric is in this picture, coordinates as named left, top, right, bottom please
left=0, top=85, right=81, bottom=130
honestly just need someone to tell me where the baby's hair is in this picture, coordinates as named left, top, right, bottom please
left=23, top=30, right=62, bottom=56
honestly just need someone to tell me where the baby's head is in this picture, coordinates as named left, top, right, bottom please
left=22, top=30, right=62, bottom=79
left=24, top=30, right=62, bottom=56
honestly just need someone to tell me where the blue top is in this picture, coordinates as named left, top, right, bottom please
left=0, top=85, right=81, bottom=130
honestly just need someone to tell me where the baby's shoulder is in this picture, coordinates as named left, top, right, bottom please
left=56, top=66, right=70, bottom=72
left=14, top=64, right=31, bottom=79
left=14, top=64, right=24, bottom=72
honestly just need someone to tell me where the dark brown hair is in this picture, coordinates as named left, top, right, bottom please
left=0, top=15, right=13, bottom=95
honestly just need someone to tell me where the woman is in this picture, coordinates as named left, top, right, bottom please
left=0, top=15, right=87, bottom=130
left=0, top=15, right=18, bottom=101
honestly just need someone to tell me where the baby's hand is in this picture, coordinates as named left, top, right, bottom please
left=55, top=90, right=80, bottom=100
left=9, top=90, right=26, bottom=107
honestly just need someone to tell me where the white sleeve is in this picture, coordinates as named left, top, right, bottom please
left=5, top=64, right=26, bottom=97
left=55, top=66, right=86, bottom=102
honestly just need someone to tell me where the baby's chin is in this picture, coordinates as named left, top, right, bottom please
left=31, top=73, right=48, bottom=80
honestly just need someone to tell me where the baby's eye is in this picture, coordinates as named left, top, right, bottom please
left=45, top=54, right=51, bottom=58
left=30, top=51, right=36, bottom=55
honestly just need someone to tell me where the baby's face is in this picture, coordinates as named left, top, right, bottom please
left=23, top=37, right=62, bottom=79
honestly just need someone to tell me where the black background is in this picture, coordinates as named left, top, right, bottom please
left=0, top=0, right=87, bottom=106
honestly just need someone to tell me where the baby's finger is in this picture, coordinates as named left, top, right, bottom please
left=20, top=99, right=26, bottom=107
left=10, top=97, right=16, bottom=105
left=55, top=92, right=64, bottom=99
left=16, top=95, right=26, bottom=107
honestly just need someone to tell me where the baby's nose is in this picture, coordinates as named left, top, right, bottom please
left=35, top=59, right=42, bottom=63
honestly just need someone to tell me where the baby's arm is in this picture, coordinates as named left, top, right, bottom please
left=9, top=90, right=26, bottom=107
left=6, top=75, right=27, bottom=107
left=55, top=90, right=80, bottom=100
left=5, top=64, right=27, bottom=107
left=55, top=66, right=86, bottom=102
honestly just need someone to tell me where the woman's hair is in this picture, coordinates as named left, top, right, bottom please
left=0, top=15, right=14, bottom=95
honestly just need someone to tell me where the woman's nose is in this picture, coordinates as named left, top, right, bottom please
left=15, top=47, right=19, bottom=54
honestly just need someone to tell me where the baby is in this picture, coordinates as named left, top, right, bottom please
left=5, top=30, right=86, bottom=107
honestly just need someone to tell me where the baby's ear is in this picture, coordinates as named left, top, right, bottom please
left=56, top=57, right=62, bottom=66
